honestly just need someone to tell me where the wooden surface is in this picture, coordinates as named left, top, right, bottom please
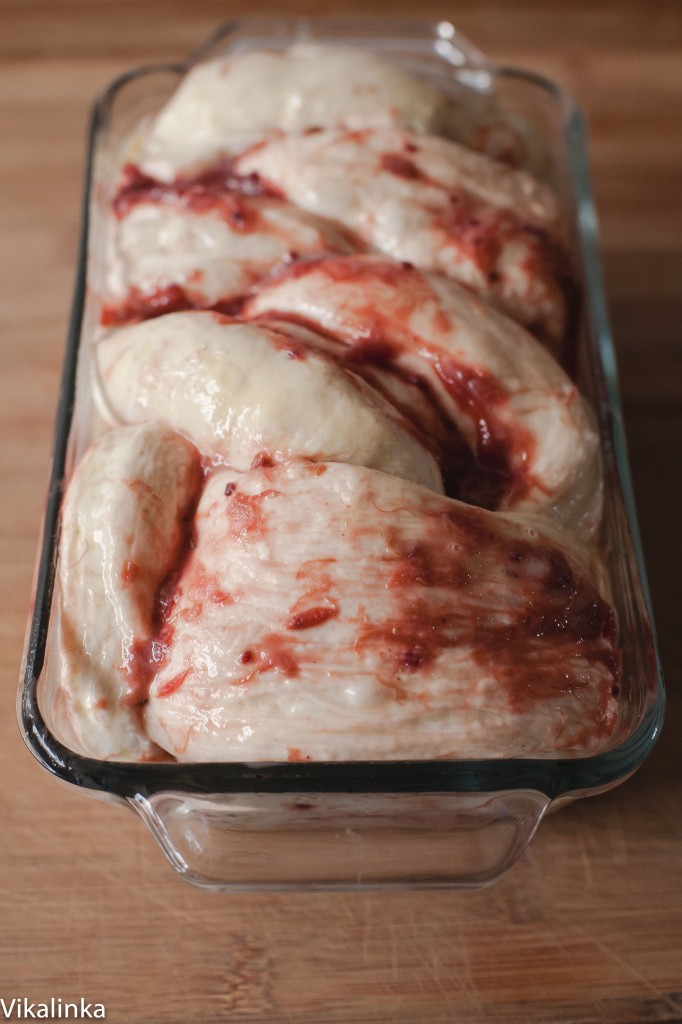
left=2, top=2, right=681, bottom=1021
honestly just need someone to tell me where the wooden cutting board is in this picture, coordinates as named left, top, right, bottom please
left=1, top=2, right=681, bottom=1021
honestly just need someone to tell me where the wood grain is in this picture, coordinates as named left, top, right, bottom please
left=1, top=3, right=681, bottom=1021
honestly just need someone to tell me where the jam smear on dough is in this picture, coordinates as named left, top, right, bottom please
left=354, top=504, right=619, bottom=734
left=233, top=634, right=300, bottom=685
left=100, top=284, right=245, bottom=327
left=226, top=489, right=282, bottom=540
left=286, top=606, right=338, bottom=630
left=112, top=160, right=282, bottom=219
left=120, top=559, right=141, bottom=586
left=157, top=667, right=191, bottom=699
left=252, top=257, right=536, bottom=509
left=380, top=153, right=424, bottom=180
left=121, top=499, right=200, bottom=706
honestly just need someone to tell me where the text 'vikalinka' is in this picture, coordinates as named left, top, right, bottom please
left=0, top=999, right=105, bottom=1019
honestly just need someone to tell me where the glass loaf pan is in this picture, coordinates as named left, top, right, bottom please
left=19, top=18, right=664, bottom=890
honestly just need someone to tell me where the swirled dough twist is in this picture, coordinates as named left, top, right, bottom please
left=246, top=255, right=601, bottom=537
left=236, top=128, right=571, bottom=349
left=145, top=461, right=619, bottom=762
left=58, top=423, right=202, bottom=760
left=95, top=311, right=443, bottom=492
left=140, top=46, right=498, bottom=180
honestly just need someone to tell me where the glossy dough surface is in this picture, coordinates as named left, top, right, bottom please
left=104, top=192, right=354, bottom=323
left=237, top=128, right=570, bottom=348
left=95, top=311, right=443, bottom=491
left=55, top=44, right=619, bottom=763
left=58, top=423, right=202, bottom=759
left=247, top=255, right=601, bottom=536
left=140, top=46, right=467, bottom=180
left=145, top=462, right=619, bottom=762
